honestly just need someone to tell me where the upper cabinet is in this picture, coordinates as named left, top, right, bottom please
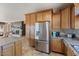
left=36, top=10, right=53, bottom=30
left=37, top=10, right=52, bottom=22
left=61, top=7, right=71, bottom=29
left=74, top=3, right=79, bottom=16
left=37, top=12, right=43, bottom=21
left=61, top=4, right=75, bottom=29
left=25, top=15, right=30, bottom=25
left=75, top=16, right=79, bottom=29
left=42, top=11, right=52, bottom=21
left=52, top=12, right=61, bottom=31
left=74, top=3, right=79, bottom=29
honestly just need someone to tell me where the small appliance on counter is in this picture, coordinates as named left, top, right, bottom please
left=51, top=31, right=60, bottom=38
left=66, top=33, right=76, bottom=38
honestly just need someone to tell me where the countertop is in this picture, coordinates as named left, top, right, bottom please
left=63, top=38, right=79, bottom=56
left=0, top=36, right=23, bottom=47
left=52, top=37, right=79, bottom=56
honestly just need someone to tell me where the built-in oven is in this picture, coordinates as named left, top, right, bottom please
left=11, top=29, right=22, bottom=37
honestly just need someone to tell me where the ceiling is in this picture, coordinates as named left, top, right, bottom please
left=0, top=3, right=70, bottom=22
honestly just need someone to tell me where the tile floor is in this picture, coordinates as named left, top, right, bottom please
left=22, top=37, right=64, bottom=56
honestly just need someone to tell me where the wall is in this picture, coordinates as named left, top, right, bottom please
left=0, top=3, right=68, bottom=22
left=61, top=29, right=79, bottom=37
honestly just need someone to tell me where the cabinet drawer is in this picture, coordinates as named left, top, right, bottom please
left=51, top=39, right=64, bottom=53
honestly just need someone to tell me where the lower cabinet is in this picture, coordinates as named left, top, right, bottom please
left=15, top=40, right=22, bottom=56
left=2, top=43, right=15, bottom=56
left=66, top=47, right=75, bottom=56
left=63, top=44, right=67, bottom=55
left=30, top=38, right=35, bottom=47
left=0, top=40, right=22, bottom=56
left=51, top=39, right=64, bottom=53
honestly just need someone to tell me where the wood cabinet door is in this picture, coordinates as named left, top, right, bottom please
left=74, top=3, right=79, bottom=9
left=2, top=43, right=14, bottom=56
left=25, top=15, right=30, bottom=42
left=15, top=40, right=22, bottom=56
left=37, top=10, right=52, bottom=22
left=37, top=12, right=43, bottom=21
left=51, top=39, right=63, bottom=53
left=30, top=13, right=36, bottom=47
left=61, top=7, right=71, bottom=29
left=71, top=5, right=75, bottom=29
left=53, top=13, right=60, bottom=31
left=42, top=11, right=52, bottom=21
left=67, top=47, right=75, bottom=56
left=75, top=16, right=79, bottom=29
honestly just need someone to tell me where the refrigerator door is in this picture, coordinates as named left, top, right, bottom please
left=35, top=22, right=50, bottom=53
left=35, top=23, right=40, bottom=39
left=39, top=22, right=49, bottom=41
left=35, top=40, right=49, bottom=53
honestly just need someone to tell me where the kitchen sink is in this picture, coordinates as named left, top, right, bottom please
left=71, top=45, right=79, bottom=53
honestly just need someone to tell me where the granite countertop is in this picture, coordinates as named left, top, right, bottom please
left=63, top=38, right=79, bottom=56
left=0, top=36, right=23, bottom=47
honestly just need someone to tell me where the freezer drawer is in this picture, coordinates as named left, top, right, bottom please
left=35, top=41, right=49, bottom=53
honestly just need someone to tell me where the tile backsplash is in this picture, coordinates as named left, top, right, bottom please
left=61, top=29, right=79, bottom=37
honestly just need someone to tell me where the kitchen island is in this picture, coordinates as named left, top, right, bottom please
left=0, top=36, right=23, bottom=56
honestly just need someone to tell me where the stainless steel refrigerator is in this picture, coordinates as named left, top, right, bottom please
left=35, top=21, right=50, bottom=53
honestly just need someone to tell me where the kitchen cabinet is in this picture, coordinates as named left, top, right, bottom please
left=25, top=13, right=36, bottom=47
left=51, top=39, right=64, bottom=53
left=52, top=13, right=60, bottom=31
left=36, top=10, right=53, bottom=31
left=30, top=13, right=36, bottom=47
left=25, top=15, right=30, bottom=44
left=61, top=4, right=75, bottom=29
left=73, top=4, right=79, bottom=29
left=74, top=3, right=79, bottom=9
left=75, top=16, right=79, bottom=29
left=66, top=46, right=75, bottom=56
left=63, top=43, right=67, bottom=55
left=73, top=3, right=79, bottom=27
left=0, top=37, right=22, bottom=56
left=37, top=10, right=52, bottom=22
left=37, top=12, right=43, bottom=21
left=71, top=5, right=75, bottom=29
left=61, top=7, right=71, bottom=29
left=42, top=11, right=52, bottom=21
left=2, top=43, right=14, bottom=56
left=15, top=40, right=22, bottom=56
